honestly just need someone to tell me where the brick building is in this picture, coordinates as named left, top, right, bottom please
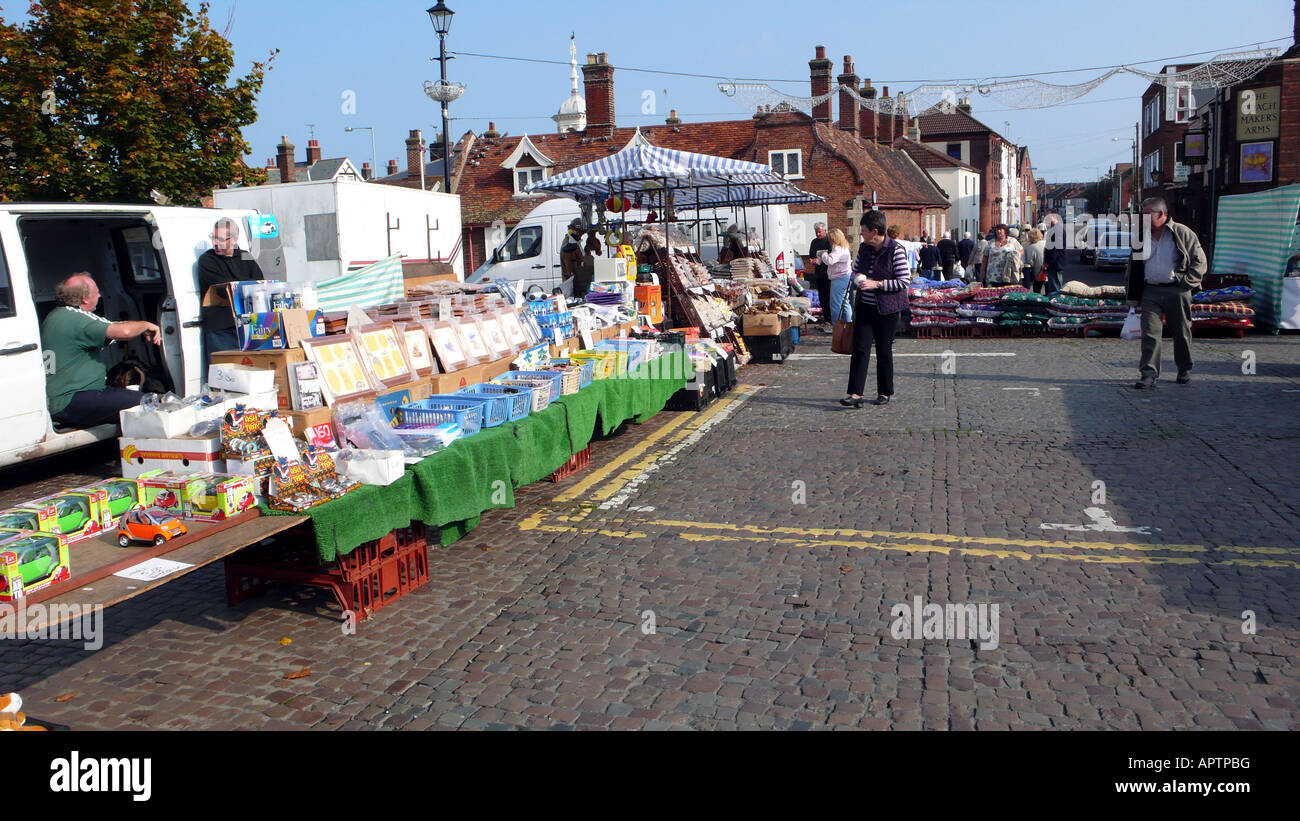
left=1181, top=12, right=1300, bottom=241
left=916, top=102, right=1022, bottom=229
left=1136, top=65, right=1218, bottom=234
left=450, top=48, right=950, bottom=271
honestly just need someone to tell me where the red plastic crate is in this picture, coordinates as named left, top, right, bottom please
left=547, top=446, right=592, bottom=482
left=224, top=524, right=430, bottom=621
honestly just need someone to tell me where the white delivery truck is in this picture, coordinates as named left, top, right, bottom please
left=465, top=198, right=804, bottom=292
left=213, top=178, right=464, bottom=282
left=0, top=202, right=274, bottom=469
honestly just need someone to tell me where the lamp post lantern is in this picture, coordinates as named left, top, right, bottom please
left=423, top=3, right=464, bottom=194
left=344, top=126, right=377, bottom=180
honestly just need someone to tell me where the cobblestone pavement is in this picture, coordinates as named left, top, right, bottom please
left=3, top=326, right=1299, bottom=731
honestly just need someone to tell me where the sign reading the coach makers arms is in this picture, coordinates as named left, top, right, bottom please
left=1237, top=86, right=1280, bottom=141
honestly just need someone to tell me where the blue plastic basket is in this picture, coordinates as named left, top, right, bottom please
left=396, top=397, right=483, bottom=436
left=449, top=390, right=509, bottom=427
left=456, top=383, right=530, bottom=423
left=507, top=370, right=564, bottom=399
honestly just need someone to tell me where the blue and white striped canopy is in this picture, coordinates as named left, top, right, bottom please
left=524, top=138, right=823, bottom=209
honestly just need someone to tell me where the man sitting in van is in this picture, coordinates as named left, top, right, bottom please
left=42, top=274, right=162, bottom=428
left=198, top=217, right=264, bottom=362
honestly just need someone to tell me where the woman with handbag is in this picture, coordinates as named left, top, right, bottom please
left=818, top=228, right=853, bottom=325
left=838, top=210, right=910, bottom=408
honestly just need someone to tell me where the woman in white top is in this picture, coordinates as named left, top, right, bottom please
left=818, top=228, right=854, bottom=323
left=980, top=223, right=1025, bottom=285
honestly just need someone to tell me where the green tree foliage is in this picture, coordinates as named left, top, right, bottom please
left=0, top=0, right=277, bottom=204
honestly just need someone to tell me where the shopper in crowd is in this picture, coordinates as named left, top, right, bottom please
left=980, top=224, right=1025, bottom=285
left=198, top=217, right=264, bottom=365
left=40, top=273, right=161, bottom=429
left=1043, top=211, right=1068, bottom=294
left=970, top=231, right=989, bottom=283
left=937, top=233, right=960, bottom=280
left=958, top=231, right=975, bottom=268
left=918, top=238, right=942, bottom=278
left=1125, top=197, right=1206, bottom=390
left=1023, top=228, right=1046, bottom=292
left=818, top=227, right=854, bottom=325
left=841, top=210, right=909, bottom=408
left=808, top=222, right=833, bottom=326
left=720, top=224, right=749, bottom=264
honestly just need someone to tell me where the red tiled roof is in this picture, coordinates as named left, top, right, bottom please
left=811, top=123, right=949, bottom=207
left=455, top=114, right=949, bottom=226
left=896, top=139, right=977, bottom=172
left=915, top=106, right=1005, bottom=141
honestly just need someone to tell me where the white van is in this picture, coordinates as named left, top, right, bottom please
left=0, top=202, right=275, bottom=469
left=465, top=199, right=801, bottom=291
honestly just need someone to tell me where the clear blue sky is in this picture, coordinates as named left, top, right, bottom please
left=23, top=0, right=1300, bottom=184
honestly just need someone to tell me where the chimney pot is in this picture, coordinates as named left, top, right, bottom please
left=582, top=52, right=617, bottom=137
left=837, top=59, right=860, bottom=136
left=815, top=45, right=826, bottom=59
left=809, top=46, right=833, bottom=123
left=361, top=162, right=372, bottom=180
left=306, top=138, right=322, bottom=164
left=275, top=137, right=295, bottom=184
left=387, top=159, right=399, bottom=175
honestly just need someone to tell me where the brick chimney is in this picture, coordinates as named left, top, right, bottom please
left=405, top=129, right=424, bottom=182
left=483, top=121, right=501, bottom=139
left=305, top=138, right=322, bottom=165
left=361, top=162, right=372, bottom=180
left=895, top=92, right=910, bottom=145
left=665, top=109, right=682, bottom=126
left=837, top=56, right=859, bottom=135
left=957, top=96, right=973, bottom=114
left=581, top=52, right=615, bottom=137
left=275, top=136, right=295, bottom=184
left=386, top=159, right=399, bottom=176
left=809, top=46, right=832, bottom=123
left=859, top=79, right=878, bottom=141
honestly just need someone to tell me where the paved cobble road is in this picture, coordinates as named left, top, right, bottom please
left=3, top=317, right=1299, bottom=730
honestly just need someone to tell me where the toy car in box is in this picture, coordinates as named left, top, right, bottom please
left=81, top=476, right=149, bottom=526
left=116, top=506, right=187, bottom=546
left=0, top=508, right=52, bottom=533
left=0, top=529, right=71, bottom=601
left=14, top=489, right=110, bottom=544
left=183, top=474, right=257, bottom=522
left=139, top=472, right=206, bottom=517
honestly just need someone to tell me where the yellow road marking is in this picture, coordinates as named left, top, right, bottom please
left=554, top=385, right=758, bottom=504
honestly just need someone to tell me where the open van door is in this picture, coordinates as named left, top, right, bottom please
left=0, top=220, right=48, bottom=458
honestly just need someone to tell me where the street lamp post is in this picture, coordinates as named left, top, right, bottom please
left=424, top=3, right=464, bottom=194
left=344, top=126, right=376, bottom=180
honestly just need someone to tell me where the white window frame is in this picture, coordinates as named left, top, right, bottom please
left=768, top=149, right=804, bottom=180
left=513, top=166, right=547, bottom=196
left=1174, top=86, right=1193, bottom=124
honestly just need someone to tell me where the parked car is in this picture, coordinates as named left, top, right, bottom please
left=117, top=506, right=187, bottom=547
left=1095, top=234, right=1133, bottom=271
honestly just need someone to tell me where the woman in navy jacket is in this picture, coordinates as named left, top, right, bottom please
left=842, top=210, right=911, bottom=407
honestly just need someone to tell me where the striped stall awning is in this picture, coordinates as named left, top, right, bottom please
left=315, top=254, right=405, bottom=313
left=1211, top=183, right=1300, bottom=329
left=525, top=132, right=823, bottom=209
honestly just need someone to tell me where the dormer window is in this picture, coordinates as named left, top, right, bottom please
left=501, top=134, right=555, bottom=196
left=769, top=149, right=803, bottom=180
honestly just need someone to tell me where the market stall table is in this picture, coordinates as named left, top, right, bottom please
left=262, top=351, right=690, bottom=560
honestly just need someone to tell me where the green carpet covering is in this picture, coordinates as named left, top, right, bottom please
left=264, top=353, right=687, bottom=561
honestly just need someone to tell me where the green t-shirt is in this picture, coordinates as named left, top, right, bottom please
left=42, top=306, right=111, bottom=414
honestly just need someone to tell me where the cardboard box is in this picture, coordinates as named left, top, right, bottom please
left=333, top=450, right=404, bottom=486
left=119, top=402, right=197, bottom=439
left=743, top=313, right=782, bottom=336
left=139, top=472, right=208, bottom=518
left=81, top=477, right=148, bottom=527
left=210, top=349, right=306, bottom=411
left=430, top=363, right=484, bottom=394
left=480, top=355, right=513, bottom=381
left=119, top=434, right=225, bottom=479
left=281, top=408, right=337, bottom=449
left=209, top=363, right=276, bottom=395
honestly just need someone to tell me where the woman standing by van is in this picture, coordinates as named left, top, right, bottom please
left=817, top=228, right=853, bottom=324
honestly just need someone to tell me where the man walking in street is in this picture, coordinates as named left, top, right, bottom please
left=1125, top=197, right=1206, bottom=389
left=937, top=233, right=960, bottom=280
left=958, top=231, right=975, bottom=268
left=808, top=222, right=832, bottom=327
left=918, top=238, right=942, bottom=278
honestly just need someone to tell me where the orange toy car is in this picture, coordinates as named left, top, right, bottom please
left=116, top=506, right=188, bottom=547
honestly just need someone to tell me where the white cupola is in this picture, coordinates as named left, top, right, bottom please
left=552, top=35, right=587, bottom=133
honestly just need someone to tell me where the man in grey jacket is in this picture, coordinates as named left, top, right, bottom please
left=1124, top=197, right=1207, bottom=389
